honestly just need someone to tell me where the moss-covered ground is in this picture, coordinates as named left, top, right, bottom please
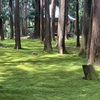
left=0, top=39, right=100, bottom=100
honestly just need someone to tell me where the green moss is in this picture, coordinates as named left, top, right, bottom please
left=0, top=39, right=100, bottom=100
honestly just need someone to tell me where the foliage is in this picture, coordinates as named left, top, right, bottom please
left=27, top=12, right=39, bottom=19
left=0, top=39, right=100, bottom=100
left=0, top=11, right=9, bottom=20
left=69, top=0, right=84, bottom=17
left=0, top=0, right=9, bottom=21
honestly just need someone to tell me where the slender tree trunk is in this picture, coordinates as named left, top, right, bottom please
left=44, top=0, right=52, bottom=51
left=87, top=2, right=93, bottom=62
left=25, top=0, right=28, bottom=35
left=76, top=0, right=80, bottom=47
left=0, top=18, right=4, bottom=40
left=34, top=0, right=40, bottom=38
left=21, top=1, right=26, bottom=36
left=9, top=0, right=14, bottom=39
left=22, top=18, right=26, bottom=36
left=0, top=0, right=4, bottom=40
left=51, top=0, right=55, bottom=41
left=65, top=0, right=69, bottom=39
left=40, top=0, right=44, bottom=42
left=14, top=0, right=21, bottom=49
left=57, top=0, right=68, bottom=54
left=3, top=20, right=6, bottom=37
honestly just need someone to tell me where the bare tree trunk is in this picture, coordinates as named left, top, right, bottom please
left=87, top=2, right=93, bottom=62
left=51, top=0, right=56, bottom=41
left=14, top=0, right=21, bottom=49
left=44, top=0, right=52, bottom=51
left=40, top=0, right=44, bottom=42
left=0, top=18, right=4, bottom=40
left=0, top=0, right=4, bottom=40
left=76, top=0, right=80, bottom=47
left=21, top=1, right=26, bottom=36
left=65, top=0, right=69, bottom=39
left=57, top=0, right=68, bottom=54
left=9, top=0, right=14, bottom=39
left=25, top=0, right=28, bottom=35
left=34, top=0, right=40, bottom=38
left=88, top=0, right=100, bottom=65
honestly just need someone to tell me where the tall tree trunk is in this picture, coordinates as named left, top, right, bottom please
left=65, top=0, right=69, bottom=39
left=0, top=0, right=4, bottom=40
left=79, top=0, right=92, bottom=56
left=21, top=1, right=26, bottom=36
left=22, top=18, right=26, bottom=36
left=88, top=0, right=100, bottom=65
left=34, top=0, right=40, bottom=38
left=76, top=0, right=80, bottom=47
left=44, top=0, right=52, bottom=51
left=57, top=0, right=68, bottom=54
left=51, top=0, right=55, bottom=41
left=25, top=0, right=28, bottom=35
left=0, top=18, right=4, bottom=40
left=40, top=0, right=44, bottom=42
left=9, top=0, right=14, bottom=39
left=14, top=0, right=21, bottom=49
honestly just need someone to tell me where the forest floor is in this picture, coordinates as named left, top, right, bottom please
left=0, top=39, right=100, bottom=100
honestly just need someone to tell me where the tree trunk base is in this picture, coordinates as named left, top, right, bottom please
left=82, top=65, right=99, bottom=80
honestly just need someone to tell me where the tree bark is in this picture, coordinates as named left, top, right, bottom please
left=51, top=0, right=56, bottom=41
left=65, top=0, right=69, bottom=39
left=0, top=0, right=4, bottom=40
left=87, top=0, right=100, bottom=65
left=9, top=0, right=14, bottom=39
left=21, top=1, right=26, bottom=36
left=57, top=0, right=68, bottom=54
left=25, top=0, right=28, bottom=35
left=76, top=0, right=80, bottom=47
left=44, top=0, right=52, bottom=51
left=14, top=0, right=21, bottom=49
left=34, top=0, right=40, bottom=38
left=40, top=0, right=44, bottom=42
left=0, top=18, right=4, bottom=40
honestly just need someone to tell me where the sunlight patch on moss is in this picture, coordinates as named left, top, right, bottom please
left=40, top=54, right=61, bottom=58
left=0, top=78, right=5, bottom=82
left=95, top=66, right=100, bottom=71
left=0, top=71, right=6, bottom=82
left=16, top=64, right=35, bottom=72
left=66, top=66, right=81, bottom=71
left=0, top=73, right=5, bottom=82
